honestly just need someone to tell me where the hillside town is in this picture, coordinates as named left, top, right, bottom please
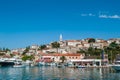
left=0, top=35, right=120, bottom=67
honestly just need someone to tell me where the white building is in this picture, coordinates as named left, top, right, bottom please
left=66, top=40, right=81, bottom=47
left=30, top=45, right=39, bottom=49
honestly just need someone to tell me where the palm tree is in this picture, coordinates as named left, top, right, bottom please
left=60, top=56, right=66, bottom=63
left=108, top=41, right=119, bottom=63
left=51, top=41, right=60, bottom=53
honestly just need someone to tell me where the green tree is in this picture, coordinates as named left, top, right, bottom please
left=22, top=46, right=30, bottom=55
left=109, top=41, right=118, bottom=49
left=22, top=55, right=35, bottom=61
left=51, top=42, right=60, bottom=53
left=88, top=38, right=96, bottom=47
left=60, top=56, right=66, bottom=63
left=38, top=45, right=46, bottom=50
left=108, top=42, right=119, bottom=63
left=88, top=38, right=96, bottom=43
left=103, top=42, right=120, bottom=63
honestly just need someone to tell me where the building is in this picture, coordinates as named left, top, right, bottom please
left=39, top=53, right=85, bottom=63
left=66, top=40, right=81, bottom=47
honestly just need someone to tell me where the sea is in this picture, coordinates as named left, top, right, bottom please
left=0, top=66, right=120, bottom=80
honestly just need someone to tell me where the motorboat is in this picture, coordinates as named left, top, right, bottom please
left=76, top=65, right=86, bottom=68
left=111, top=61, right=120, bottom=71
left=13, top=64, right=25, bottom=68
left=13, top=60, right=25, bottom=68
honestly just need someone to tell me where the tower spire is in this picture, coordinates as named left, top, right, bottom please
left=60, top=34, right=63, bottom=41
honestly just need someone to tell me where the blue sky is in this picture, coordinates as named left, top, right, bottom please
left=0, top=0, right=120, bottom=49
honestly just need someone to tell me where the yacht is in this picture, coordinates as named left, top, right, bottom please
left=0, top=58, right=15, bottom=67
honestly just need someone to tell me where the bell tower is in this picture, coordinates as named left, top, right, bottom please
left=60, top=34, right=63, bottom=42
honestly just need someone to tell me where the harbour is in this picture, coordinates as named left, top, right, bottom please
left=0, top=66, right=120, bottom=80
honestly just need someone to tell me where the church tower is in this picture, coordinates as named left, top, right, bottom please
left=60, top=34, right=63, bottom=42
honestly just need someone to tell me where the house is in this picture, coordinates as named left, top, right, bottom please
left=39, top=53, right=85, bottom=63
left=30, top=45, right=39, bottom=49
left=66, top=40, right=81, bottom=47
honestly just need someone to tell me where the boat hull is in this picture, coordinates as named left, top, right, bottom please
left=13, top=65, right=25, bottom=68
left=76, top=65, right=86, bottom=68
left=0, top=62, right=14, bottom=67
left=112, top=65, right=120, bottom=71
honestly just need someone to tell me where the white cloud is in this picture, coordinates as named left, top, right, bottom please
left=99, top=15, right=108, bottom=18
left=81, top=13, right=95, bottom=17
left=88, top=13, right=95, bottom=16
left=81, top=12, right=120, bottom=19
left=81, top=14, right=87, bottom=16
left=99, top=14, right=120, bottom=19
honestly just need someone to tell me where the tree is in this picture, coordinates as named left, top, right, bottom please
left=39, top=45, right=46, bottom=50
left=22, top=46, right=30, bottom=55
left=22, top=55, right=35, bottom=61
left=60, top=56, right=66, bottom=63
left=88, top=38, right=96, bottom=47
left=88, top=38, right=96, bottom=43
left=109, top=41, right=118, bottom=49
left=51, top=42, right=60, bottom=53
left=108, top=42, right=119, bottom=63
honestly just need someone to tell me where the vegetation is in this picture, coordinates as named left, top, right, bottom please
left=0, top=47, right=11, bottom=56
left=22, top=55, right=35, bottom=61
left=88, top=38, right=96, bottom=47
left=104, top=41, right=120, bottom=63
left=22, top=46, right=30, bottom=55
left=88, top=38, right=96, bottom=43
left=60, top=56, right=66, bottom=63
left=78, top=41, right=120, bottom=63
left=51, top=41, right=60, bottom=53
left=38, top=45, right=46, bottom=50
left=0, top=48, right=10, bottom=52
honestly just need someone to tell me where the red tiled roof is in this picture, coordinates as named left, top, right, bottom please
left=40, top=53, right=81, bottom=56
left=66, top=40, right=81, bottom=42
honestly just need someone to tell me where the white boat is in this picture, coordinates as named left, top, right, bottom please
left=13, top=64, right=25, bottom=68
left=76, top=65, right=86, bottom=68
left=111, top=61, right=120, bottom=71
left=56, top=63, right=65, bottom=68
left=13, top=60, right=25, bottom=68
left=39, top=62, right=45, bottom=66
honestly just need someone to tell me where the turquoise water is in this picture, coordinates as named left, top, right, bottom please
left=0, top=66, right=120, bottom=80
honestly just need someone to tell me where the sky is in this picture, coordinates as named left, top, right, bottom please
left=0, top=0, right=120, bottom=49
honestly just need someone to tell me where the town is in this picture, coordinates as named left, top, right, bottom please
left=0, top=34, right=120, bottom=68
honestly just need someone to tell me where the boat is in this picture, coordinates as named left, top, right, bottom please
left=56, top=63, right=65, bottom=68
left=39, top=62, right=46, bottom=66
left=76, top=65, right=86, bottom=68
left=13, top=64, right=25, bottom=68
left=0, top=58, right=16, bottom=67
left=13, top=60, right=25, bottom=68
left=111, top=61, right=120, bottom=71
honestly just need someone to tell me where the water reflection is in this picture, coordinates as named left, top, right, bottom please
left=0, top=67, right=120, bottom=80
